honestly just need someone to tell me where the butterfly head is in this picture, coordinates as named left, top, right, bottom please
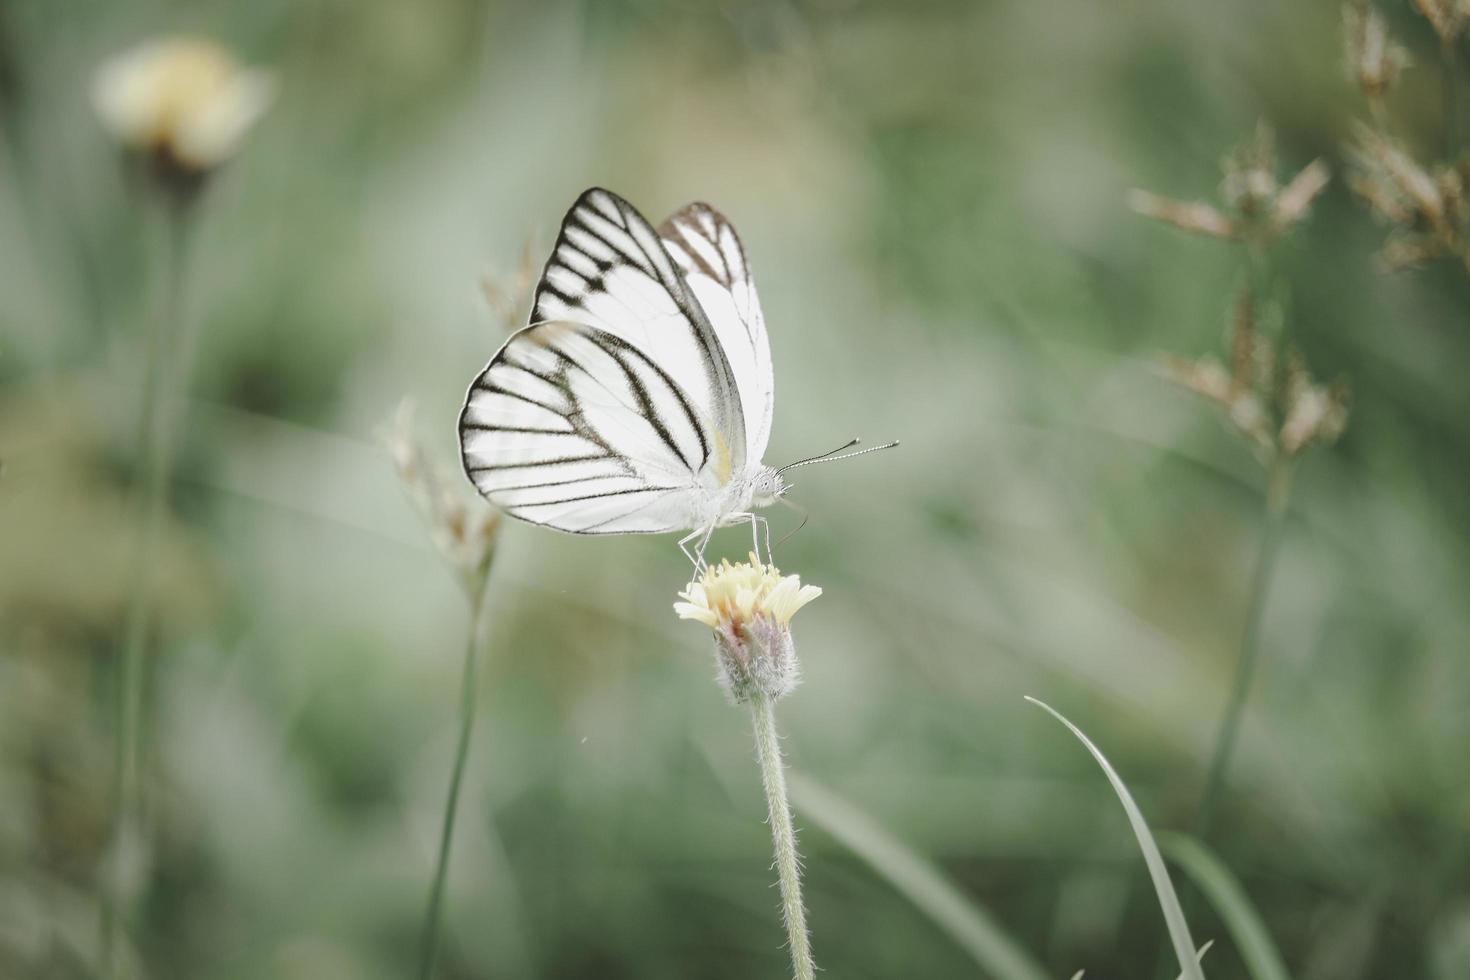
left=749, top=466, right=791, bottom=507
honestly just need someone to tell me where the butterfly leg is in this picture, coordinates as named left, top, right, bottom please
left=748, top=514, right=772, bottom=564
left=693, top=522, right=718, bottom=568
left=678, top=523, right=719, bottom=571
left=725, top=513, right=770, bottom=564
left=677, top=528, right=704, bottom=571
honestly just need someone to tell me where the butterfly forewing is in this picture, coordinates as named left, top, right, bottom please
left=658, top=202, right=774, bottom=466
left=531, top=188, right=749, bottom=476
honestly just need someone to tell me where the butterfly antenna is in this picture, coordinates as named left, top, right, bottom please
left=776, top=437, right=860, bottom=473
left=777, top=438, right=899, bottom=474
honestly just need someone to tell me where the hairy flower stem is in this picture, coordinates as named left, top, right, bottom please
left=749, top=692, right=816, bottom=980
left=1193, top=456, right=1291, bottom=843
left=417, top=570, right=495, bottom=980
left=100, top=202, right=193, bottom=979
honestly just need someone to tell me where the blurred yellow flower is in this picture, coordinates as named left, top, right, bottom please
left=676, top=555, right=820, bottom=703
left=92, top=36, right=274, bottom=174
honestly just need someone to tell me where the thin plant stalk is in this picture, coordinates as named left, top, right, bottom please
left=749, top=691, right=816, bottom=980
left=100, top=201, right=194, bottom=979
left=1192, top=456, right=1292, bottom=843
left=417, top=570, right=495, bottom=980
left=1444, top=40, right=1460, bottom=158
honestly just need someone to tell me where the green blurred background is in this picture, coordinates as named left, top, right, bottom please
left=3, top=1, right=1469, bottom=978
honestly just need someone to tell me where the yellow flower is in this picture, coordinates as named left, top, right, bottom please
left=676, top=554, right=821, bottom=630
left=676, top=555, right=821, bottom=703
left=93, top=36, right=274, bottom=175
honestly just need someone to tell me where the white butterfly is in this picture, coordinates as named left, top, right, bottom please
left=458, top=188, right=889, bottom=565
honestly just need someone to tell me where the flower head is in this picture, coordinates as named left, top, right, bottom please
left=93, top=36, right=274, bottom=190
left=676, top=555, right=821, bottom=703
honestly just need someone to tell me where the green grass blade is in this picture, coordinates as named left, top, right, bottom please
left=1179, top=940, right=1215, bottom=979
left=1159, top=834, right=1292, bottom=980
left=787, top=772, right=1051, bottom=980
left=1070, top=934, right=1213, bottom=979
left=1023, top=697, right=1205, bottom=980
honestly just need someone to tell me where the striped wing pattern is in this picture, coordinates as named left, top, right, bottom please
left=459, top=188, right=774, bottom=536
left=460, top=320, right=711, bottom=533
left=530, top=188, right=747, bottom=473
left=658, top=202, right=774, bottom=466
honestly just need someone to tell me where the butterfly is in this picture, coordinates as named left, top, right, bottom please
left=458, top=187, right=891, bottom=566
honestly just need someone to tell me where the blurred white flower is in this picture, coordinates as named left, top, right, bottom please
left=93, top=36, right=274, bottom=176
left=676, top=555, right=821, bottom=703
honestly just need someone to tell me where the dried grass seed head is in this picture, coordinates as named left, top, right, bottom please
left=1272, top=159, right=1333, bottom=233
left=1344, top=3, right=1410, bottom=100
left=1349, top=126, right=1468, bottom=268
left=1125, top=190, right=1237, bottom=240
left=1411, top=0, right=1468, bottom=44
left=479, top=236, right=542, bottom=333
left=1280, top=359, right=1351, bottom=456
left=383, top=400, right=502, bottom=593
left=1221, top=122, right=1280, bottom=218
left=1131, top=124, right=1329, bottom=244
left=1158, top=286, right=1349, bottom=459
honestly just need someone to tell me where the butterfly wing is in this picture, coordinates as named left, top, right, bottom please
left=460, top=320, right=713, bottom=534
left=658, top=202, right=774, bottom=466
left=530, top=188, right=748, bottom=480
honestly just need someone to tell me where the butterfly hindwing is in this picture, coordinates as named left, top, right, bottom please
left=460, top=320, right=711, bottom=534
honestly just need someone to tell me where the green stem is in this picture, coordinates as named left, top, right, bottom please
left=749, top=692, right=816, bottom=980
left=100, top=201, right=193, bottom=979
left=1444, top=40, right=1460, bottom=160
left=1245, top=240, right=1271, bottom=310
left=1192, top=456, right=1291, bottom=843
left=417, top=570, right=495, bottom=980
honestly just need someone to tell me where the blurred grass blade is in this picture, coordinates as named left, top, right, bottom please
left=1160, top=834, right=1292, bottom=980
left=788, top=772, right=1050, bottom=980
left=1180, top=940, right=1215, bottom=979
left=1074, top=938, right=1213, bottom=980
left=1023, top=697, right=1205, bottom=980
